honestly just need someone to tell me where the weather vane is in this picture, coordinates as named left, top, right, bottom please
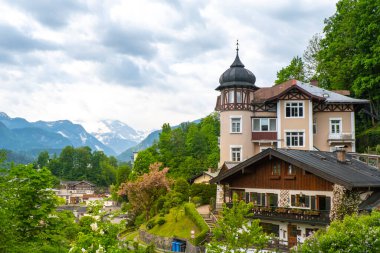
left=236, top=39, right=239, bottom=54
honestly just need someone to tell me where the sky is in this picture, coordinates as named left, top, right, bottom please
left=0, top=0, right=338, bottom=133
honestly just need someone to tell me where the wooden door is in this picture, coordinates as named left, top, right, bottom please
left=288, top=224, right=297, bottom=248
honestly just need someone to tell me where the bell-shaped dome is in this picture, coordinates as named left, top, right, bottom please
left=216, top=53, right=257, bottom=91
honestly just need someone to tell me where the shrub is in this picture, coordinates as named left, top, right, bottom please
left=146, top=219, right=156, bottom=230
left=184, top=203, right=209, bottom=245
left=190, top=183, right=217, bottom=205
left=191, top=196, right=202, bottom=207
left=174, top=178, right=190, bottom=201
left=134, top=213, right=145, bottom=227
left=157, top=218, right=166, bottom=226
left=145, top=243, right=155, bottom=253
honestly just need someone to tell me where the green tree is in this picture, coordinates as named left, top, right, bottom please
left=298, top=211, right=380, bottom=253
left=207, top=196, right=269, bottom=253
left=275, top=56, right=307, bottom=84
left=36, top=150, right=50, bottom=168
left=303, top=33, right=322, bottom=81
left=317, top=0, right=380, bottom=124
left=132, top=148, right=157, bottom=176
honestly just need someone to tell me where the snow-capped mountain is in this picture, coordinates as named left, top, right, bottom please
left=0, top=112, right=116, bottom=156
left=90, top=120, right=149, bottom=155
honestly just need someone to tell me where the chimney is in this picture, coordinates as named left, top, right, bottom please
left=310, top=80, right=319, bottom=87
left=335, top=146, right=347, bottom=163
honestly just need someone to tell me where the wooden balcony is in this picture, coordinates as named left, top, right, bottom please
left=252, top=132, right=277, bottom=142
left=226, top=203, right=330, bottom=225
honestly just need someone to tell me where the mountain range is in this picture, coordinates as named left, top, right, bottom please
left=0, top=112, right=150, bottom=161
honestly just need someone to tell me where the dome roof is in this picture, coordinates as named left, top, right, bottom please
left=216, top=53, right=257, bottom=91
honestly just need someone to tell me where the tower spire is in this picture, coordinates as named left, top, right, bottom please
left=236, top=39, right=239, bottom=55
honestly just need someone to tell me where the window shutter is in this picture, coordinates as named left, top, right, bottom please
left=261, top=193, right=266, bottom=206
left=311, top=196, right=316, bottom=210
left=291, top=195, right=295, bottom=206
left=326, top=197, right=331, bottom=211
left=245, top=192, right=250, bottom=203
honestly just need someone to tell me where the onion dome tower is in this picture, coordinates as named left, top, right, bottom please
left=216, top=41, right=258, bottom=111
left=216, top=41, right=259, bottom=165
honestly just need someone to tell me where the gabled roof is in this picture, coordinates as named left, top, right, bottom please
left=251, top=79, right=369, bottom=104
left=210, top=148, right=380, bottom=190
left=61, top=180, right=95, bottom=187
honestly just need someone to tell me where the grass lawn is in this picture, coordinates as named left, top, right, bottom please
left=142, top=207, right=200, bottom=239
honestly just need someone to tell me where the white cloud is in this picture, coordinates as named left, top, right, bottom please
left=0, top=0, right=338, bottom=131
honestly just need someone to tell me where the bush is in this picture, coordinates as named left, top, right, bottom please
left=184, top=203, right=209, bottom=245
left=191, top=196, right=202, bottom=207
left=146, top=219, right=156, bottom=230
left=174, top=178, right=190, bottom=201
left=134, top=213, right=145, bottom=227
left=157, top=218, right=166, bottom=226
left=145, top=243, right=155, bottom=253
left=190, top=183, right=217, bottom=205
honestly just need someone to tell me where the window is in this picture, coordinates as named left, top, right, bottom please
left=268, top=193, right=278, bottom=207
left=285, top=102, right=304, bottom=117
left=228, top=90, right=234, bottom=103
left=252, top=118, right=276, bottom=131
left=249, top=192, right=266, bottom=206
left=330, top=119, right=341, bottom=134
left=286, top=132, right=304, bottom=147
left=313, top=118, right=317, bottom=134
left=230, top=117, right=241, bottom=133
left=231, top=147, right=241, bottom=161
left=287, top=164, right=295, bottom=175
left=236, top=91, right=242, bottom=103
left=272, top=160, right=281, bottom=175
left=291, top=194, right=310, bottom=208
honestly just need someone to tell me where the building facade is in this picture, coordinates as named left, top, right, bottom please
left=215, top=52, right=368, bottom=166
left=211, top=148, right=380, bottom=248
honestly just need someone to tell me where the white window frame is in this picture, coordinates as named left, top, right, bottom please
left=230, top=116, right=242, bottom=133
left=230, top=145, right=242, bottom=162
left=290, top=194, right=311, bottom=209
left=285, top=101, right=304, bottom=118
left=285, top=130, right=305, bottom=147
left=329, top=118, right=342, bottom=134
left=252, top=118, right=277, bottom=132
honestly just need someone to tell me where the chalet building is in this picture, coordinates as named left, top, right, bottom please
left=215, top=49, right=368, bottom=166
left=56, top=180, right=95, bottom=204
left=210, top=48, right=380, bottom=248
left=210, top=148, right=380, bottom=247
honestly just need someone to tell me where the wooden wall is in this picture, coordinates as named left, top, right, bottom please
left=227, top=157, right=333, bottom=191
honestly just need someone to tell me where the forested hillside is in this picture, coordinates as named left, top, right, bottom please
left=132, top=113, right=220, bottom=179
left=38, top=147, right=130, bottom=187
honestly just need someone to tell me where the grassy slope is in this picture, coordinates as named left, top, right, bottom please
left=142, top=207, right=200, bottom=239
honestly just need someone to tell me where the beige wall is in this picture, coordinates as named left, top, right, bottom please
left=253, top=142, right=276, bottom=154
left=279, top=100, right=312, bottom=150
left=193, top=174, right=212, bottom=184
left=313, top=111, right=354, bottom=152
left=220, top=110, right=254, bottom=164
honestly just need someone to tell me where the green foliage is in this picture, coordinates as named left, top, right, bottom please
left=0, top=162, right=78, bottom=252
left=191, top=196, right=202, bottom=207
left=146, top=219, right=156, bottom=230
left=190, top=183, right=217, bottom=205
left=41, top=146, right=121, bottom=187
left=297, top=211, right=380, bottom=253
left=317, top=0, right=380, bottom=125
left=184, top=203, right=209, bottom=245
left=275, top=56, right=307, bottom=84
left=207, top=196, right=269, bottom=253
left=132, top=113, right=220, bottom=180
left=157, top=218, right=166, bottom=226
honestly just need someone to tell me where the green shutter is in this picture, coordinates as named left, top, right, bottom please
left=291, top=195, right=295, bottom=206
left=311, top=196, right=316, bottom=209
left=326, top=197, right=331, bottom=210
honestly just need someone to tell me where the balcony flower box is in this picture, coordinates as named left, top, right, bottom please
left=304, top=210, right=320, bottom=216
left=275, top=207, right=288, bottom=213
left=289, top=208, right=303, bottom=215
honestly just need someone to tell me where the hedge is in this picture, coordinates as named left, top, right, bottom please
left=184, top=203, right=209, bottom=245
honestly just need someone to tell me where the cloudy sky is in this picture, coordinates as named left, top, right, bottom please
left=0, top=0, right=338, bottom=132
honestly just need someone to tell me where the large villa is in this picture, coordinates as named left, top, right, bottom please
left=210, top=49, right=380, bottom=248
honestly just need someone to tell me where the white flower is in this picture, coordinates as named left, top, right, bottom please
left=90, top=222, right=98, bottom=231
left=81, top=248, right=86, bottom=252
left=99, top=229, right=104, bottom=235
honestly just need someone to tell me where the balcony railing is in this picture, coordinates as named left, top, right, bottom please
left=328, top=132, right=354, bottom=141
left=226, top=203, right=330, bottom=225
